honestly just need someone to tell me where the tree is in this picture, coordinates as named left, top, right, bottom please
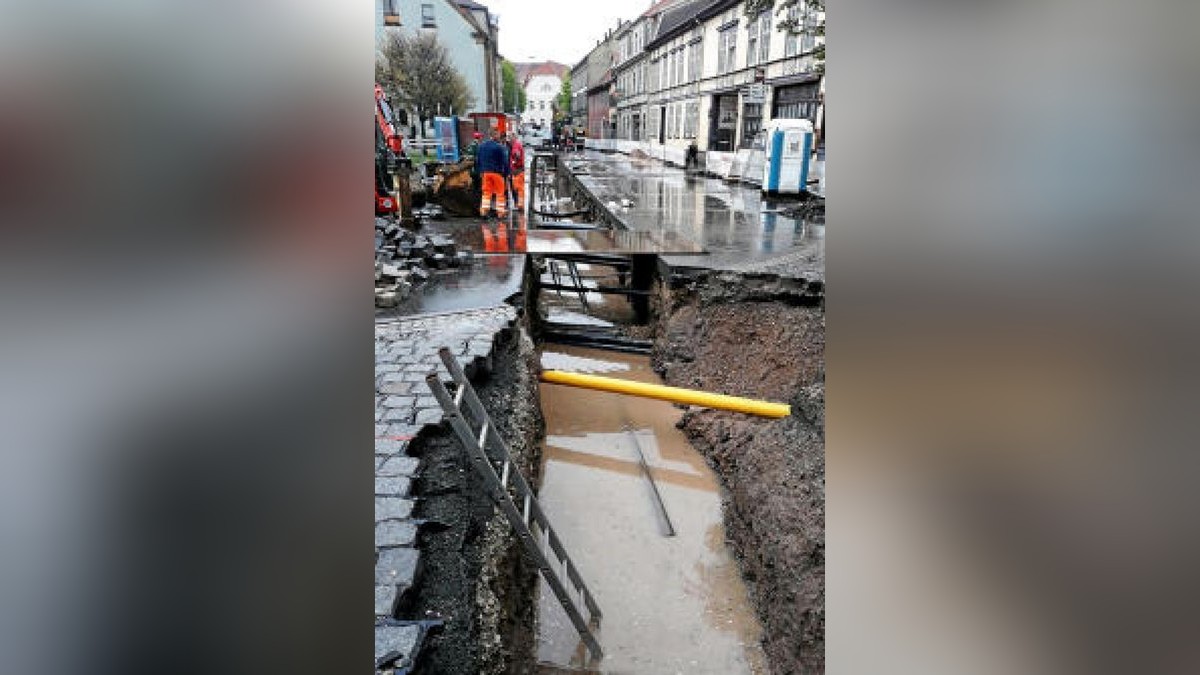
left=554, top=73, right=572, bottom=122
left=746, top=0, right=824, bottom=72
left=501, top=60, right=522, bottom=114
left=376, top=31, right=474, bottom=139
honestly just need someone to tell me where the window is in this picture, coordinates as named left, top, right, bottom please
left=718, top=26, right=737, bottom=74
left=786, top=5, right=819, bottom=56
left=748, top=12, right=771, bottom=66
left=741, top=102, right=763, bottom=149
left=685, top=101, right=699, bottom=138
left=785, top=5, right=799, bottom=57
left=759, top=13, right=772, bottom=63
left=383, top=0, right=400, bottom=26
left=688, top=41, right=702, bottom=81
left=802, top=7, right=819, bottom=55
left=675, top=48, right=684, bottom=85
left=421, top=3, right=435, bottom=28
left=747, top=18, right=759, bottom=66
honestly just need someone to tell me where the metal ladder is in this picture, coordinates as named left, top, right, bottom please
left=545, top=258, right=590, bottom=310
left=424, top=348, right=604, bottom=662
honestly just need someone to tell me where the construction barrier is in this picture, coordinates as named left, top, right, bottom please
left=540, top=370, right=792, bottom=419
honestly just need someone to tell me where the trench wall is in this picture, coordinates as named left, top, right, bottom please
left=651, top=270, right=826, bottom=674
left=380, top=309, right=544, bottom=675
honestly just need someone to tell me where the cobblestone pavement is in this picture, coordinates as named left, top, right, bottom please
left=373, top=305, right=517, bottom=672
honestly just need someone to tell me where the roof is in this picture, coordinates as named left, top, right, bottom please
left=647, top=0, right=725, bottom=49
left=450, top=0, right=493, bottom=37
left=513, top=61, right=569, bottom=87
left=641, top=0, right=689, bottom=18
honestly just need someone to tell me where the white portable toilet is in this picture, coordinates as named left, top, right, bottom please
left=761, top=118, right=814, bottom=195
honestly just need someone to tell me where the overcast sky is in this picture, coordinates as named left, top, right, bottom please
left=484, top=0, right=654, bottom=66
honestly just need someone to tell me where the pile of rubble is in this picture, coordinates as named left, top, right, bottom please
left=374, top=216, right=473, bottom=309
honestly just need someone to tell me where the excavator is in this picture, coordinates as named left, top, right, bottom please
left=375, top=83, right=412, bottom=219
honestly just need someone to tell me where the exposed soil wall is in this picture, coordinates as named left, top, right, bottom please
left=652, top=271, right=826, bottom=674
left=407, top=318, right=544, bottom=674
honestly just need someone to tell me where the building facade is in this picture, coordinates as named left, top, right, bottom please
left=587, top=0, right=824, bottom=170
left=569, top=59, right=589, bottom=131
left=376, top=0, right=502, bottom=113
left=612, top=1, right=686, bottom=143
left=519, top=62, right=569, bottom=130
left=582, top=26, right=621, bottom=140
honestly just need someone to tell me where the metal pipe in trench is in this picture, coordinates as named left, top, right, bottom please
left=540, top=370, right=792, bottom=419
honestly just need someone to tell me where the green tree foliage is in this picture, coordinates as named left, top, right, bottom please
left=554, top=73, right=572, bottom=122
left=746, top=0, right=825, bottom=71
left=501, top=60, right=522, bottom=114
left=376, top=31, right=474, bottom=137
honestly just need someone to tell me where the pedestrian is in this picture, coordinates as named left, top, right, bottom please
left=475, top=129, right=510, bottom=218
left=507, top=131, right=526, bottom=213
left=686, top=141, right=699, bottom=172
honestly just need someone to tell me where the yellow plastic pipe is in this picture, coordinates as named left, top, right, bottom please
left=540, top=370, right=792, bottom=419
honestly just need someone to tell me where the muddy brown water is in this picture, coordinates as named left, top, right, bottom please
left=534, top=346, right=767, bottom=674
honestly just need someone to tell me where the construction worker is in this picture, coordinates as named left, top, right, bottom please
left=476, top=129, right=510, bottom=218
left=465, top=131, right=482, bottom=192
left=507, top=131, right=526, bottom=214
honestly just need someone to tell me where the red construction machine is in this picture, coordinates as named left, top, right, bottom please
left=375, top=83, right=411, bottom=217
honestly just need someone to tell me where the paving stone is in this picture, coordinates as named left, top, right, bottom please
left=382, top=407, right=414, bottom=424
left=375, top=520, right=418, bottom=548
left=374, top=424, right=388, bottom=437
left=376, top=364, right=402, bottom=374
left=402, top=370, right=432, bottom=383
left=374, top=439, right=407, bottom=455
left=385, top=424, right=421, bottom=439
left=381, top=395, right=415, bottom=409
left=466, top=340, right=493, bottom=358
left=375, top=476, right=412, bottom=497
left=385, top=423, right=421, bottom=438
left=413, top=408, right=442, bottom=426
left=375, top=624, right=421, bottom=668
left=377, top=454, right=420, bottom=476
left=378, top=381, right=415, bottom=395
left=375, top=584, right=399, bottom=617
left=375, top=496, right=414, bottom=522
left=375, top=547, right=419, bottom=586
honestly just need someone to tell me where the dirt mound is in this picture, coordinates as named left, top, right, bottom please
left=433, top=161, right=479, bottom=216
left=652, top=273, right=825, bottom=674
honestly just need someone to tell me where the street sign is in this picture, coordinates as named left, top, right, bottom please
left=744, top=84, right=767, bottom=104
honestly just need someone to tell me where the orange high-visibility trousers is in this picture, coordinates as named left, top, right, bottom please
left=480, top=172, right=507, bottom=217
left=510, top=172, right=525, bottom=211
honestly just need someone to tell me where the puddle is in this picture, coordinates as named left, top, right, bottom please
left=571, top=152, right=824, bottom=278
left=535, top=346, right=767, bottom=674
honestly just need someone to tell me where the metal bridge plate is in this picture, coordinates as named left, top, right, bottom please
left=473, top=226, right=706, bottom=255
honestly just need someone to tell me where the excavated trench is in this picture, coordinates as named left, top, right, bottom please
left=404, top=152, right=824, bottom=674
left=528, top=261, right=826, bottom=674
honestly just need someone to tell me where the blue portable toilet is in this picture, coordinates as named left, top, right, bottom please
left=434, top=116, right=460, bottom=162
left=761, top=118, right=814, bottom=195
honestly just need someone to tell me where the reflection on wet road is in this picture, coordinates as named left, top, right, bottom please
left=571, top=151, right=824, bottom=278
left=536, top=346, right=767, bottom=674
